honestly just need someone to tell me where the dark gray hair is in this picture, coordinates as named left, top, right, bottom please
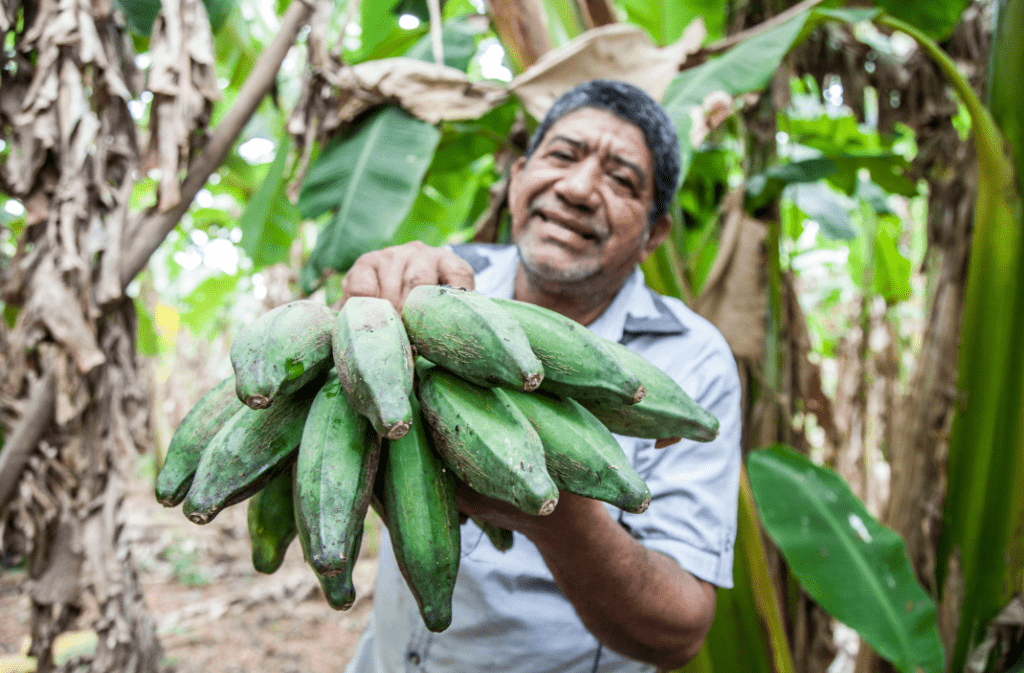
left=524, top=79, right=680, bottom=221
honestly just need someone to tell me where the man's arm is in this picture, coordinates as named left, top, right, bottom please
left=457, top=486, right=716, bottom=670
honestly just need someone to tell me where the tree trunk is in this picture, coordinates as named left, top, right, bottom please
left=0, top=0, right=313, bottom=668
left=0, top=0, right=163, bottom=663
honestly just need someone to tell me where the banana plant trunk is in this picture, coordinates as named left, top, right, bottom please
left=0, top=0, right=313, bottom=669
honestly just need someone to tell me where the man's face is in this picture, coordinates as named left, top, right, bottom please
left=509, top=107, right=669, bottom=295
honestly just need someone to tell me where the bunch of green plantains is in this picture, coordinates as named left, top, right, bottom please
left=156, top=286, right=719, bottom=633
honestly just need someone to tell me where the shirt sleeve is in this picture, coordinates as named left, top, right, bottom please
left=616, top=322, right=742, bottom=589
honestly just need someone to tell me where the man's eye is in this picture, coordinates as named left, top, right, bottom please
left=612, top=175, right=635, bottom=190
left=549, top=151, right=573, bottom=161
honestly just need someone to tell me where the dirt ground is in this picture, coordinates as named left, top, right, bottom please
left=0, top=478, right=381, bottom=673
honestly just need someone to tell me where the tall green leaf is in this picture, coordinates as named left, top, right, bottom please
left=237, top=138, right=299, bottom=268
left=987, top=0, right=1024, bottom=627
left=748, top=445, right=945, bottom=673
left=988, top=0, right=1024, bottom=202
left=878, top=11, right=1024, bottom=672
left=297, top=106, right=441, bottom=291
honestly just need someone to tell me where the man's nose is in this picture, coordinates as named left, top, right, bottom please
left=554, top=159, right=600, bottom=212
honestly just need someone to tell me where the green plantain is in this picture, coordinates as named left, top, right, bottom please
left=231, top=300, right=335, bottom=409
left=333, top=297, right=414, bottom=439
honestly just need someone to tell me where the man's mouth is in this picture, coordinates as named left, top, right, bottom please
left=535, top=210, right=601, bottom=242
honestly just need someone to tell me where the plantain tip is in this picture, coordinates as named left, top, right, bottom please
left=244, top=394, right=271, bottom=410
left=185, top=509, right=216, bottom=525
left=537, top=497, right=558, bottom=516
left=385, top=421, right=412, bottom=440
left=522, top=372, right=544, bottom=392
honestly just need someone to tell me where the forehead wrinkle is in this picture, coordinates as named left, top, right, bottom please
left=545, top=134, right=649, bottom=191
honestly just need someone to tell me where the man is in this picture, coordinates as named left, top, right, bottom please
left=343, top=80, right=741, bottom=673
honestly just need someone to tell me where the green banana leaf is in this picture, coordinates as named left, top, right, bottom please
left=619, top=0, right=726, bottom=46
left=179, top=273, right=241, bottom=335
left=403, top=18, right=481, bottom=71
left=988, top=0, right=1024, bottom=637
left=237, top=135, right=299, bottom=268
left=869, top=0, right=971, bottom=40
left=878, top=11, right=1024, bottom=672
left=297, top=106, right=441, bottom=293
left=662, top=7, right=881, bottom=184
left=115, top=0, right=232, bottom=35
left=116, top=0, right=163, bottom=35
left=747, top=445, right=945, bottom=673
left=353, top=0, right=416, bottom=62
left=134, top=296, right=161, bottom=357
left=538, top=0, right=583, bottom=48
left=988, top=0, right=1024, bottom=202
left=745, top=151, right=914, bottom=215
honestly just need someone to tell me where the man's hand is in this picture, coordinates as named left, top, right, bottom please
left=341, top=241, right=475, bottom=311
left=457, top=483, right=716, bottom=669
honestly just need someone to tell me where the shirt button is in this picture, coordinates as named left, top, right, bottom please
left=408, top=652, right=421, bottom=666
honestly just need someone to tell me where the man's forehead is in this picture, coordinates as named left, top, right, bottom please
left=541, top=107, right=650, bottom=156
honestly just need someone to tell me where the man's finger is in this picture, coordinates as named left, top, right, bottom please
left=438, top=254, right=475, bottom=291
left=341, top=263, right=381, bottom=303
left=397, top=254, right=446, bottom=309
left=376, top=252, right=406, bottom=310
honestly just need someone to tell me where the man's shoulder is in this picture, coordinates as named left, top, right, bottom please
left=625, top=286, right=738, bottom=389
left=629, top=285, right=730, bottom=353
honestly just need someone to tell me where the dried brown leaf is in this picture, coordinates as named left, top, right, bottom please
left=337, top=58, right=510, bottom=126
left=509, top=21, right=706, bottom=121
left=695, top=190, right=767, bottom=363
left=28, top=516, right=83, bottom=605
left=23, top=259, right=105, bottom=374
left=143, top=0, right=218, bottom=212
left=57, top=58, right=88, bottom=148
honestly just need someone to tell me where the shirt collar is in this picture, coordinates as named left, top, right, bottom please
left=587, top=266, right=687, bottom=343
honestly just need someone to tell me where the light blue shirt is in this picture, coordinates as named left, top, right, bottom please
left=346, top=244, right=742, bottom=673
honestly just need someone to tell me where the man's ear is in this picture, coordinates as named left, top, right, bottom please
left=643, top=213, right=673, bottom=257
left=508, top=156, right=526, bottom=196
